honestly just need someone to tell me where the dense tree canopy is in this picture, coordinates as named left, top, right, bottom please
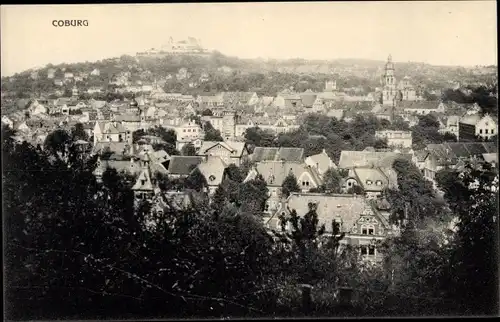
left=203, top=122, right=224, bottom=142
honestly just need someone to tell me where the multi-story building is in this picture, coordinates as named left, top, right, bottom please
left=375, top=130, right=413, bottom=149
left=197, top=140, right=250, bottom=166
left=264, top=193, right=397, bottom=262
left=475, top=114, right=497, bottom=140
left=243, top=160, right=323, bottom=214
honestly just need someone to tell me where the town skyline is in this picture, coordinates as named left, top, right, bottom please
left=1, top=1, right=497, bottom=77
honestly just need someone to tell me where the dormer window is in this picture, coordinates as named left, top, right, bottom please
left=366, top=180, right=373, bottom=185
left=209, top=175, right=216, bottom=181
left=141, top=179, right=146, bottom=186
left=375, top=180, right=383, bottom=186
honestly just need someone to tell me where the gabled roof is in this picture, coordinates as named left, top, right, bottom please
left=221, top=92, right=257, bottom=104
left=104, top=122, right=127, bottom=134
left=167, top=156, right=203, bottom=176
left=197, top=156, right=227, bottom=186
left=269, top=193, right=380, bottom=234
left=413, top=150, right=430, bottom=162
left=426, top=142, right=497, bottom=165
left=250, top=161, right=323, bottom=187
left=198, top=140, right=247, bottom=157
left=151, top=149, right=170, bottom=164
left=305, top=149, right=336, bottom=173
left=252, top=147, right=304, bottom=163
left=338, top=150, right=411, bottom=169
left=132, top=168, right=155, bottom=191
left=352, top=167, right=391, bottom=192
left=114, top=113, right=141, bottom=122
left=93, top=141, right=131, bottom=155
left=482, top=153, right=498, bottom=164
left=459, top=113, right=482, bottom=126
left=400, top=101, right=439, bottom=110
left=300, top=92, right=318, bottom=108
left=89, top=99, right=107, bottom=108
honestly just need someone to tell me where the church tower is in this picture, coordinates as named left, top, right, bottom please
left=382, top=55, right=397, bottom=106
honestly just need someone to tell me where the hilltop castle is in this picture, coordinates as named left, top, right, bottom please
left=136, top=37, right=209, bottom=57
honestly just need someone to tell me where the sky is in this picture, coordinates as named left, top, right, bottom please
left=1, top=2, right=497, bottom=76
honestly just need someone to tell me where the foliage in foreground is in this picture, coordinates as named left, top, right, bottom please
left=3, top=124, right=498, bottom=318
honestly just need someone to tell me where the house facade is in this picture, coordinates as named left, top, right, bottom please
left=375, top=130, right=413, bottom=149
left=243, top=161, right=323, bottom=214
left=197, top=140, right=250, bottom=166
left=265, top=193, right=396, bottom=262
left=475, top=114, right=497, bottom=140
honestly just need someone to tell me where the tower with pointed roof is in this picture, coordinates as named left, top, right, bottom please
left=382, top=55, right=397, bottom=106
left=131, top=152, right=159, bottom=207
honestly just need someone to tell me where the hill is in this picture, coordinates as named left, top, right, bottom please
left=1, top=51, right=496, bottom=106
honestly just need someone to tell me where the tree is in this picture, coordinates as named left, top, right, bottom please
left=132, top=129, right=146, bottom=143
left=282, top=173, right=301, bottom=199
left=346, top=184, right=364, bottom=195
left=373, top=138, right=389, bottom=150
left=439, top=163, right=498, bottom=315
left=386, top=158, right=448, bottom=229
left=149, top=126, right=177, bottom=145
left=201, top=108, right=213, bottom=116
left=152, top=142, right=179, bottom=156
left=322, top=168, right=344, bottom=193
left=71, top=123, right=89, bottom=142
left=181, top=142, right=197, bottom=156
left=204, top=122, right=224, bottom=142
left=185, top=168, right=208, bottom=192
left=244, top=127, right=276, bottom=151
left=44, top=128, right=72, bottom=157
left=238, top=174, right=269, bottom=213
left=224, top=164, right=244, bottom=183
left=277, top=202, right=345, bottom=287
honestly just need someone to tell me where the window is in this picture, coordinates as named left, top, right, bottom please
left=362, top=228, right=368, bottom=235
left=141, top=179, right=145, bottom=186
left=479, top=129, right=483, bottom=134
left=368, top=228, right=374, bottom=235
left=485, top=129, right=489, bottom=134
left=492, top=129, right=495, bottom=134
left=375, top=180, right=383, bottom=186
left=209, top=175, right=216, bottom=181
left=366, top=180, right=373, bottom=185
left=361, top=245, right=376, bottom=256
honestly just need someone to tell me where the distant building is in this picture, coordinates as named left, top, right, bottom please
left=381, top=55, right=397, bottom=107
left=325, top=80, right=337, bottom=92
left=375, top=130, right=413, bottom=149
left=47, top=68, right=56, bottom=79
